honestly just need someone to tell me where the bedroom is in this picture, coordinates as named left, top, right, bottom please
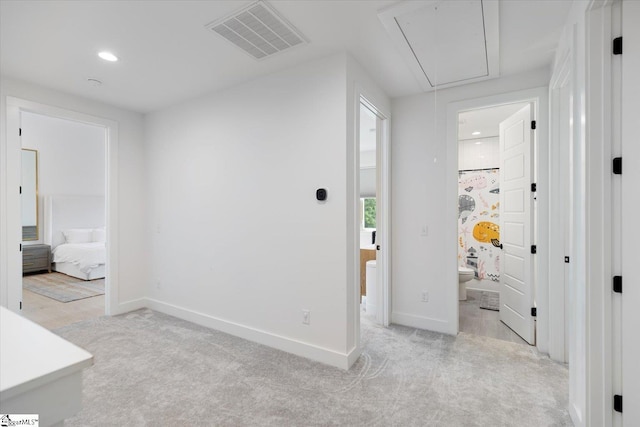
left=20, top=111, right=107, bottom=328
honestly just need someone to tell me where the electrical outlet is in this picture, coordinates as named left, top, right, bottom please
left=421, top=291, right=429, bottom=302
left=302, top=309, right=310, bottom=325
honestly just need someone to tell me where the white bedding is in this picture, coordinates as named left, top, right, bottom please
left=52, top=242, right=106, bottom=273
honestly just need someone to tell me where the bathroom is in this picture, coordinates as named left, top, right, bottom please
left=457, top=103, right=528, bottom=345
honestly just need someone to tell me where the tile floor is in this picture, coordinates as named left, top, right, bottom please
left=21, top=278, right=105, bottom=330
left=459, top=289, right=529, bottom=345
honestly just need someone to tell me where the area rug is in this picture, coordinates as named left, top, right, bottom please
left=480, top=290, right=500, bottom=311
left=23, top=272, right=104, bottom=303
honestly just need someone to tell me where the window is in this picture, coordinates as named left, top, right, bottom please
left=362, top=197, right=376, bottom=229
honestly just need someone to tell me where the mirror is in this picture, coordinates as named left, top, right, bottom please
left=22, top=149, right=38, bottom=241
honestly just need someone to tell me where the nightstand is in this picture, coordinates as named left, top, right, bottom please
left=23, top=244, right=51, bottom=274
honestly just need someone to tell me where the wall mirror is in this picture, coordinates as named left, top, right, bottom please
left=22, top=148, right=38, bottom=241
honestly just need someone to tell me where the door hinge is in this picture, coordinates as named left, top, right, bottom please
left=613, top=37, right=623, bottom=55
left=19, top=186, right=22, bottom=194
left=614, top=394, right=623, bottom=413
left=19, top=243, right=22, bottom=252
left=531, top=307, right=537, bottom=317
left=531, top=245, right=537, bottom=254
left=19, top=127, right=22, bottom=136
left=565, top=256, right=570, bottom=263
left=19, top=301, right=22, bottom=310
left=613, top=157, right=622, bottom=174
left=531, top=183, right=537, bottom=192
left=531, top=120, right=537, bottom=130
left=613, top=276, right=622, bottom=293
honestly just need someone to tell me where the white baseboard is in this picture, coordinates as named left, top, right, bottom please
left=391, top=311, right=455, bottom=335
left=109, top=298, right=147, bottom=316
left=568, top=403, right=583, bottom=427
left=346, top=345, right=362, bottom=368
left=145, top=298, right=353, bottom=370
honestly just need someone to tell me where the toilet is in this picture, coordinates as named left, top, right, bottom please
left=458, top=267, right=474, bottom=301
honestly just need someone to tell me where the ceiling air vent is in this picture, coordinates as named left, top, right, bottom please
left=206, top=1, right=307, bottom=60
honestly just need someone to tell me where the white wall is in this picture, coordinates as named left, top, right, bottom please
left=458, top=137, right=499, bottom=170
left=0, top=76, right=147, bottom=309
left=391, top=67, right=549, bottom=334
left=21, top=111, right=105, bottom=244
left=145, top=54, right=356, bottom=368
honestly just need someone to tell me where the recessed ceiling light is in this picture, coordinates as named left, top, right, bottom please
left=471, top=131, right=481, bottom=136
left=98, top=51, right=118, bottom=62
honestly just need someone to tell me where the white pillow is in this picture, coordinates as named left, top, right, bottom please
left=92, top=227, right=106, bottom=243
left=62, top=228, right=93, bottom=244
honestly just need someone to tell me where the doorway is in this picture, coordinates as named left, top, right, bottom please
left=19, top=111, right=107, bottom=329
left=356, top=95, right=390, bottom=331
left=447, top=87, right=555, bottom=354
left=5, top=97, right=119, bottom=319
left=457, top=102, right=530, bottom=345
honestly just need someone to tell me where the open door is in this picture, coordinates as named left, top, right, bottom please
left=498, top=104, right=535, bottom=345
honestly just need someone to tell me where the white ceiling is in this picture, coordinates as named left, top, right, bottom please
left=458, top=102, right=528, bottom=141
left=0, top=1, right=572, bottom=113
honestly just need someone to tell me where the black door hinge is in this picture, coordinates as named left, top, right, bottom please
left=613, top=157, right=622, bottom=174
left=613, top=276, right=622, bottom=293
left=531, top=120, right=537, bottom=130
left=19, top=243, right=22, bottom=252
left=531, top=245, right=537, bottom=254
left=613, top=37, right=623, bottom=55
left=614, top=394, right=623, bottom=413
left=565, top=256, right=570, bottom=263
left=531, top=183, right=537, bottom=192
left=19, top=186, right=22, bottom=194
left=19, top=301, right=22, bottom=310
left=531, top=307, right=537, bottom=317
left=19, top=128, right=22, bottom=136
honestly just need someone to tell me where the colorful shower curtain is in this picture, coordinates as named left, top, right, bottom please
left=458, top=169, right=500, bottom=282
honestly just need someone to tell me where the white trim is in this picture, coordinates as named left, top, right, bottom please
left=391, top=311, right=452, bottom=334
left=446, top=87, right=549, bottom=352
left=3, top=97, right=119, bottom=316
left=621, top=0, right=640, bottom=424
left=146, top=298, right=353, bottom=370
left=355, top=86, right=391, bottom=328
left=110, top=298, right=147, bottom=315
left=548, top=51, right=572, bottom=363
left=582, top=2, right=615, bottom=424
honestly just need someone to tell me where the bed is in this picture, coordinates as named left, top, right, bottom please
left=44, top=196, right=106, bottom=281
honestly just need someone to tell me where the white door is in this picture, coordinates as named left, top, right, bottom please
left=499, top=104, right=535, bottom=345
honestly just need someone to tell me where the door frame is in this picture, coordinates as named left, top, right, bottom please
left=352, top=85, right=391, bottom=342
left=549, top=51, right=572, bottom=363
left=3, top=97, right=119, bottom=315
left=446, top=86, right=550, bottom=353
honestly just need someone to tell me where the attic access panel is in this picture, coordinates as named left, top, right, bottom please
left=379, top=0, right=499, bottom=91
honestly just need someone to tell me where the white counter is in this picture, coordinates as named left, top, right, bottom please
left=0, top=307, right=93, bottom=426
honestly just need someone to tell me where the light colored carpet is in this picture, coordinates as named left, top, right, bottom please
left=23, top=272, right=104, bottom=303
left=55, top=310, right=571, bottom=426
